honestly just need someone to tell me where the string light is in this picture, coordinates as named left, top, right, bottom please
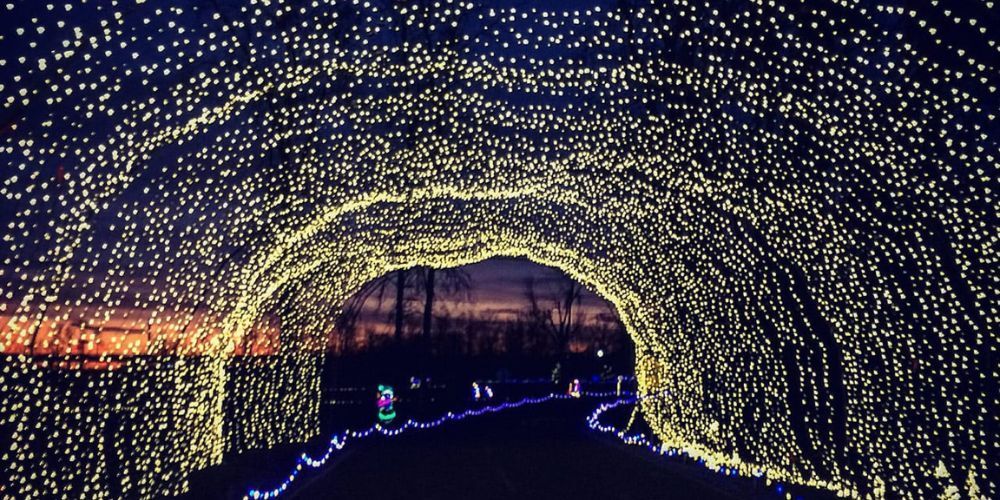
left=0, top=0, right=995, bottom=498
left=246, top=391, right=619, bottom=499
left=588, top=393, right=788, bottom=495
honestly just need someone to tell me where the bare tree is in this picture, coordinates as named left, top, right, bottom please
left=503, top=318, right=526, bottom=356
left=332, top=273, right=398, bottom=353
left=461, top=309, right=500, bottom=356
left=393, top=269, right=407, bottom=343
left=523, top=276, right=585, bottom=355
left=333, top=266, right=470, bottom=355
left=415, top=267, right=472, bottom=348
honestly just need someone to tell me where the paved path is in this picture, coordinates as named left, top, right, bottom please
left=286, top=399, right=778, bottom=500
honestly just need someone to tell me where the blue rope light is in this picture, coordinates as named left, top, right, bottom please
left=245, top=391, right=628, bottom=499
left=587, top=394, right=792, bottom=498
left=247, top=389, right=810, bottom=500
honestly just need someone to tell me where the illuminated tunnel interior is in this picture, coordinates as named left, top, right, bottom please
left=0, top=0, right=996, bottom=498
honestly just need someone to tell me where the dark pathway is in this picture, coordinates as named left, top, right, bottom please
left=285, top=399, right=788, bottom=500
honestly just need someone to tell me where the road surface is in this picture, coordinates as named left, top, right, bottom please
left=278, top=399, right=797, bottom=500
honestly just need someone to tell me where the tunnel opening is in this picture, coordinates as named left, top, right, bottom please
left=200, top=253, right=647, bottom=499
left=314, top=256, right=636, bottom=435
left=216, top=242, right=648, bottom=449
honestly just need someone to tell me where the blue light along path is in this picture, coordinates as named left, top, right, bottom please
left=218, top=398, right=838, bottom=500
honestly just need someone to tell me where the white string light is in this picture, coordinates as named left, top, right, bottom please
left=0, top=0, right=995, bottom=498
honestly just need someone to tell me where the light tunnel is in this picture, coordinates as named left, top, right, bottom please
left=0, top=0, right=996, bottom=498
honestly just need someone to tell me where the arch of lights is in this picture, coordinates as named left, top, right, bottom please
left=0, top=0, right=995, bottom=498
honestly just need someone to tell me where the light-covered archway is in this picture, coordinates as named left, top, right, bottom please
left=0, top=1, right=995, bottom=498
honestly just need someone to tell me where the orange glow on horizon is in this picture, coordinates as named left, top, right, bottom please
left=1, top=306, right=280, bottom=368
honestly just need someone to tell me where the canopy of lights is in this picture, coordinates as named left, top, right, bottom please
left=0, top=0, right=995, bottom=498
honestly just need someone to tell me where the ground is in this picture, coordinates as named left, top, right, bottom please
left=185, top=398, right=830, bottom=500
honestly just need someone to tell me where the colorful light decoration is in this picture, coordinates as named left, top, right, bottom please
left=247, top=389, right=633, bottom=499
left=568, top=379, right=582, bottom=399
left=0, top=0, right=995, bottom=498
left=588, top=393, right=797, bottom=498
left=377, top=384, right=397, bottom=424
left=472, top=382, right=494, bottom=401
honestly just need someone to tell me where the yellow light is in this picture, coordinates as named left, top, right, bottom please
left=0, top=1, right=995, bottom=499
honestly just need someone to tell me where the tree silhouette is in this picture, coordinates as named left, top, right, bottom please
left=523, top=275, right=585, bottom=355
left=414, top=267, right=472, bottom=350
left=333, top=266, right=470, bottom=354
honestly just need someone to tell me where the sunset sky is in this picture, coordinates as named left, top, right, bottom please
left=351, top=257, right=619, bottom=336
